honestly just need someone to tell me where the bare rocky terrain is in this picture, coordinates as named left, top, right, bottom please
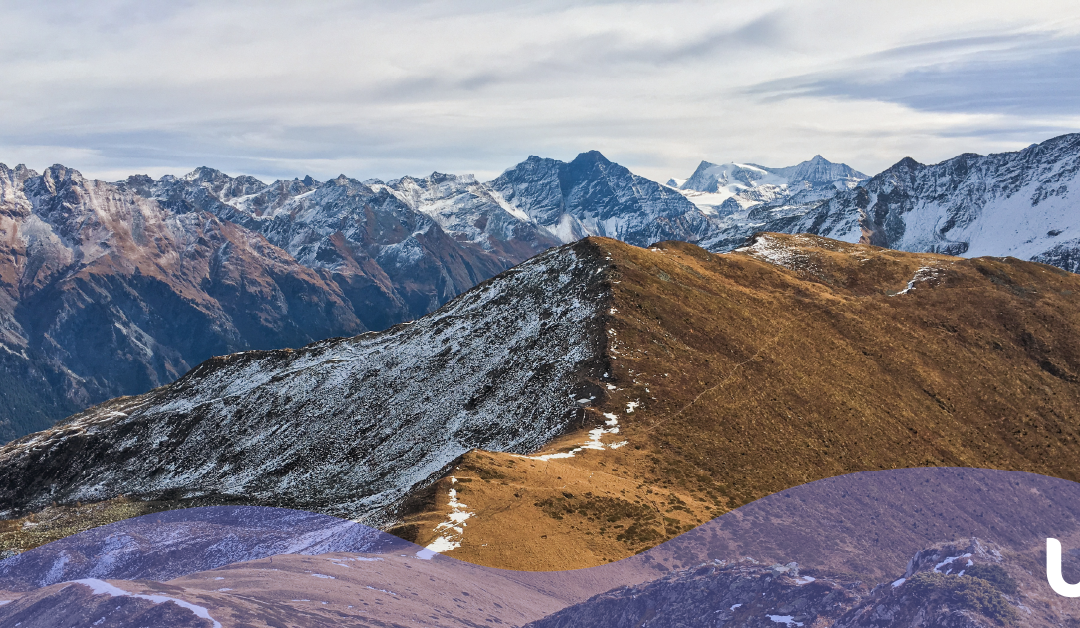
left=0, top=239, right=611, bottom=527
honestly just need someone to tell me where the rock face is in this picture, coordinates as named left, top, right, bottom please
left=0, top=164, right=364, bottom=442
left=0, top=240, right=611, bottom=524
left=846, top=134, right=1080, bottom=268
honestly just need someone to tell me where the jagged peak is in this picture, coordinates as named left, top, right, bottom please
left=181, top=167, right=267, bottom=191
left=41, top=164, right=84, bottom=187
left=426, top=171, right=476, bottom=185
left=182, top=165, right=227, bottom=182
left=888, top=156, right=924, bottom=172
left=491, top=155, right=567, bottom=182
left=0, top=163, right=36, bottom=180
left=323, top=173, right=373, bottom=193
left=571, top=150, right=612, bottom=167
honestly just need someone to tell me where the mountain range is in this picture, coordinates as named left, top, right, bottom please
left=2, top=132, right=1080, bottom=583
left=5, top=133, right=1080, bottom=441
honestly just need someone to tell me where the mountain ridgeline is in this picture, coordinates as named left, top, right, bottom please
left=4, top=133, right=1080, bottom=442
left=0, top=240, right=612, bottom=524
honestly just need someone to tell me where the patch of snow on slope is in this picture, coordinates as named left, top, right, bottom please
left=70, top=579, right=222, bottom=628
left=416, top=477, right=474, bottom=559
left=519, top=410, right=626, bottom=461
left=893, top=266, right=944, bottom=296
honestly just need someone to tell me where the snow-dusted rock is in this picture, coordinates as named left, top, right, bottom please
left=834, top=134, right=1080, bottom=270
left=692, top=134, right=1080, bottom=271
left=0, top=240, right=613, bottom=524
left=669, top=155, right=867, bottom=250
left=137, top=168, right=563, bottom=330
left=490, top=151, right=714, bottom=246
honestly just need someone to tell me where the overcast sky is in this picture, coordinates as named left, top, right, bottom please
left=2, top=0, right=1079, bottom=183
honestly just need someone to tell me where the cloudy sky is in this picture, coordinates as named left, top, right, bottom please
left=2, top=0, right=1079, bottom=183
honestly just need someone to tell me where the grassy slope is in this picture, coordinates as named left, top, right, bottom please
left=396, top=234, right=1080, bottom=570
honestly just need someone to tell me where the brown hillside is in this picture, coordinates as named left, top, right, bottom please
left=395, top=233, right=1080, bottom=570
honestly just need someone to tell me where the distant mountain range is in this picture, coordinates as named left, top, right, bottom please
left=3, top=133, right=1080, bottom=441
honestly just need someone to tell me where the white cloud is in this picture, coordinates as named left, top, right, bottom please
left=1, top=1, right=1078, bottom=183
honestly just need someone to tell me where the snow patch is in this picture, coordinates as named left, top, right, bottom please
left=69, top=579, right=221, bottom=628
left=893, top=266, right=944, bottom=296
left=518, top=411, right=624, bottom=461
left=417, top=477, right=474, bottom=559
left=933, top=553, right=971, bottom=573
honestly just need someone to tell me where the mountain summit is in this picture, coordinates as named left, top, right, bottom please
left=489, top=151, right=711, bottom=245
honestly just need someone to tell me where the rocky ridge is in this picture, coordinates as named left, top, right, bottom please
left=388, top=235, right=1080, bottom=570
left=0, top=239, right=612, bottom=524
left=5, top=234, right=1080, bottom=568
left=141, top=166, right=563, bottom=329
left=8, top=135, right=1080, bottom=442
